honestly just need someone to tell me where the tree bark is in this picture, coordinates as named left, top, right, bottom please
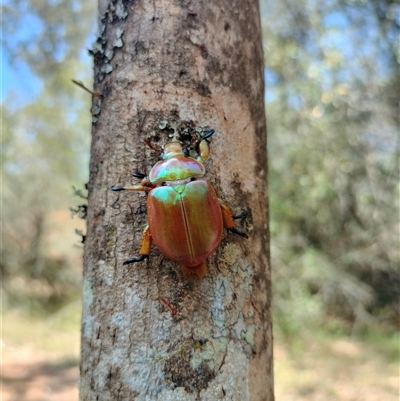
left=80, top=0, right=273, bottom=400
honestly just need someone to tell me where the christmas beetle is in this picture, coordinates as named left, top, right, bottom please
left=111, top=128, right=247, bottom=278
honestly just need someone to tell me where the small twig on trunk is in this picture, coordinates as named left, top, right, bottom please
left=71, top=79, right=102, bottom=97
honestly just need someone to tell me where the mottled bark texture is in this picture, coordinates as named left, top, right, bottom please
left=80, top=0, right=273, bottom=400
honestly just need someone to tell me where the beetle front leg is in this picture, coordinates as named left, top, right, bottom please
left=111, top=178, right=155, bottom=192
left=123, top=224, right=152, bottom=265
left=197, top=129, right=215, bottom=161
left=111, top=185, right=147, bottom=192
left=219, top=199, right=248, bottom=238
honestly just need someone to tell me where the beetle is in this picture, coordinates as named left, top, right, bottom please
left=111, top=129, right=247, bottom=278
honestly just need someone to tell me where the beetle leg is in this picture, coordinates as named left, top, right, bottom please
left=227, top=227, right=248, bottom=238
left=138, top=224, right=152, bottom=255
left=197, top=129, right=215, bottom=161
left=201, top=129, right=215, bottom=141
left=111, top=185, right=147, bottom=191
left=123, top=255, right=148, bottom=265
left=123, top=225, right=152, bottom=265
left=111, top=178, right=155, bottom=192
left=198, top=139, right=210, bottom=161
left=233, top=210, right=247, bottom=220
left=218, top=199, right=235, bottom=229
left=219, top=199, right=249, bottom=238
left=132, top=172, right=146, bottom=179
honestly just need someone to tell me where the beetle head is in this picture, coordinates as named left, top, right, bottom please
left=162, top=141, right=184, bottom=159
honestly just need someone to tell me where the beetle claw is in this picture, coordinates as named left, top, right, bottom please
left=233, top=210, right=247, bottom=220
left=228, top=227, right=248, bottom=238
left=132, top=172, right=146, bottom=179
left=111, top=186, right=125, bottom=191
left=123, top=255, right=148, bottom=265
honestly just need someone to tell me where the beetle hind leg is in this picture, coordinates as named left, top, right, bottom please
left=227, top=227, right=248, bottom=238
left=123, top=225, right=152, bottom=266
left=219, top=199, right=248, bottom=239
left=233, top=210, right=247, bottom=220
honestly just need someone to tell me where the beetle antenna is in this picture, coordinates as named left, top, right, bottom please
left=201, top=129, right=215, bottom=141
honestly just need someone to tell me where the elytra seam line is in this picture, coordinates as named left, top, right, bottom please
left=179, top=195, right=195, bottom=263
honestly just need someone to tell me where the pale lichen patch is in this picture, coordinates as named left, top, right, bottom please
left=97, top=259, right=115, bottom=286
left=156, top=387, right=197, bottom=401
left=190, top=337, right=229, bottom=371
left=210, top=277, right=227, bottom=329
left=105, top=48, right=114, bottom=60
left=199, top=342, right=250, bottom=401
left=113, top=27, right=124, bottom=48
left=101, top=63, right=113, bottom=74
left=82, top=276, right=94, bottom=338
left=192, top=325, right=212, bottom=342
left=232, top=312, right=247, bottom=341
left=222, top=242, right=241, bottom=266
left=115, top=0, right=128, bottom=19
left=113, top=37, right=123, bottom=48
left=242, top=323, right=256, bottom=347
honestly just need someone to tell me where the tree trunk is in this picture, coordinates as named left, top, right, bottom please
left=80, top=0, right=273, bottom=400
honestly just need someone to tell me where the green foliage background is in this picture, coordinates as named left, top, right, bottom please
left=2, top=0, right=95, bottom=311
left=261, top=0, right=399, bottom=337
left=2, top=0, right=399, bottom=336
